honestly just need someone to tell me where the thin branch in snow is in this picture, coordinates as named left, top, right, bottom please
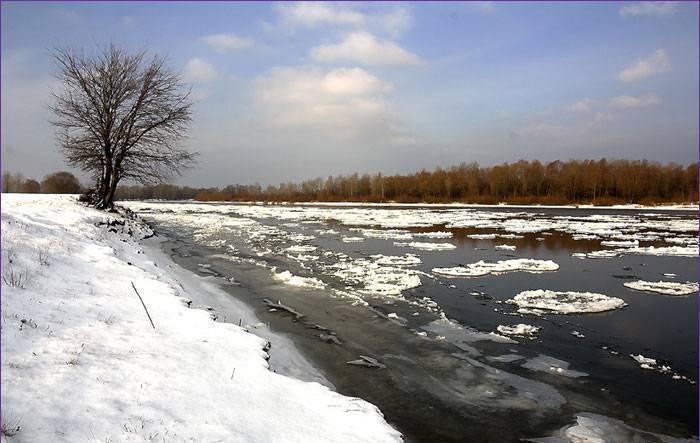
left=131, top=281, right=155, bottom=330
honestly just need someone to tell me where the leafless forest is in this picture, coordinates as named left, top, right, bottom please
left=115, top=159, right=698, bottom=205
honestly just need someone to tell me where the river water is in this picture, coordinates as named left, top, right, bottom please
left=124, top=201, right=698, bottom=442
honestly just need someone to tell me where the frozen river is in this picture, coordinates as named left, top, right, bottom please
left=124, top=201, right=698, bottom=442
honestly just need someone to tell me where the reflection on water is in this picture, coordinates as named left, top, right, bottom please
left=126, top=201, right=698, bottom=442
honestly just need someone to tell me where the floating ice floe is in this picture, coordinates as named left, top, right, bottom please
left=571, top=250, right=620, bottom=259
left=393, top=241, right=456, bottom=251
left=629, top=354, right=695, bottom=383
left=413, top=231, right=453, bottom=239
left=330, top=259, right=422, bottom=297
left=522, top=355, right=588, bottom=378
left=273, top=270, right=326, bottom=289
left=600, top=239, right=638, bottom=247
left=341, top=237, right=365, bottom=243
left=508, top=290, right=627, bottom=314
left=422, top=314, right=517, bottom=353
left=572, top=234, right=600, bottom=240
left=357, top=228, right=412, bottom=240
left=286, top=233, right=315, bottom=242
left=285, top=245, right=317, bottom=253
left=499, top=233, right=525, bottom=239
left=496, top=324, right=540, bottom=338
left=620, top=245, right=699, bottom=257
left=495, top=244, right=517, bottom=251
left=467, top=233, right=497, bottom=239
left=371, top=254, right=422, bottom=267
left=528, top=412, right=697, bottom=443
left=433, top=259, right=559, bottom=278
left=630, top=354, right=658, bottom=370
left=570, top=331, right=585, bottom=338
left=623, top=280, right=698, bottom=296
left=664, top=236, right=697, bottom=245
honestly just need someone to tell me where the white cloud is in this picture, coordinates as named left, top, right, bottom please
left=253, top=65, right=403, bottom=141
left=521, top=114, right=613, bottom=140
left=568, top=98, right=595, bottom=112
left=310, top=31, right=422, bottom=67
left=275, top=3, right=413, bottom=37
left=184, top=58, right=217, bottom=82
left=201, top=33, right=254, bottom=53
left=278, top=2, right=364, bottom=28
left=610, top=93, right=661, bottom=108
left=620, top=2, right=678, bottom=17
left=378, top=8, right=412, bottom=38
left=618, top=49, right=670, bottom=82
left=467, top=2, right=497, bottom=14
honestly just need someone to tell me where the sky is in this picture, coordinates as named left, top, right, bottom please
left=1, top=1, right=698, bottom=187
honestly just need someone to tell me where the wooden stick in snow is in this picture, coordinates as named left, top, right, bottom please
left=131, top=281, right=156, bottom=330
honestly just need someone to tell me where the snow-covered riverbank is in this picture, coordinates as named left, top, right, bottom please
left=0, top=194, right=401, bottom=442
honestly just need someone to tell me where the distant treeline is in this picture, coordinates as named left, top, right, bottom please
left=115, top=159, right=699, bottom=205
left=2, top=171, right=82, bottom=194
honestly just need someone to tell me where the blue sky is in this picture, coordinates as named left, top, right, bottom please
left=2, top=1, right=698, bottom=186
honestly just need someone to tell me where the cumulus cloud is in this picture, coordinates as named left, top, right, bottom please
left=201, top=33, right=254, bottom=53
left=275, top=2, right=412, bottom=37
left=184, top=57, right=217, bottom=82
left=310, top=31, right=422, bottom=67
left=610, top=93, right=661, bottom=108
left=619, top=2, right=678, bottom=17
left=253, top=65, right=406, bottom=141
left=618, top=49, right=670, bottom=82
left=278, top=2, right=365, bottom=28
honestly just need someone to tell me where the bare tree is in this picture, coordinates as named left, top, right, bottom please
left=50, top=43, right=196, bottom=209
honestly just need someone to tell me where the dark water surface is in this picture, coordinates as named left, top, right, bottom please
left=126, top=202, right=698, bottom=442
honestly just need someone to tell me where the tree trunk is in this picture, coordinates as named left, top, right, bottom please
left=101, top=170, right=120, bottom=210
left=95, top=162, right=113, bottom=209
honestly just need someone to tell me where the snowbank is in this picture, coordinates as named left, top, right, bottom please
left=0, top=195, right=401, bottom=442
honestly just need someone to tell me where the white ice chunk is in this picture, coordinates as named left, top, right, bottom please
left=393, top=241, right=456, bottom=251
left=496, top=324, right=540, bottom=337
left=508, top=290, right=626, bottom=314
left=467, top=234, right=497, bottom=239
left=600, top=239, right=638, bottom=247
left=371, top=254, right=422, bottom=267
left=495, top=244, right=517, bottom=251
left=433, top=259, right=559, bottom=278
left=285, top=245, right=317, bottom=253
left=620, top=245, right=699, bottom=257
left=273, top=270, right=326, bottom=289
left=413, top=231, right=453, bottom=239
left=623, top=280, right=698, bottom=296
left=341, top=237, right=365, bottom=243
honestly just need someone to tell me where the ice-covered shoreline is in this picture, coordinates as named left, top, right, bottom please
left=128, top=198, right=699, bottom=212
left=0, top=195, right=401, bottom=442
